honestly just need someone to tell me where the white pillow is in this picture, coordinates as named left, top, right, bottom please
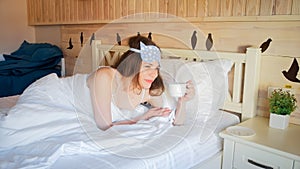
left=175, top=59, right=233, bottom=121
left=160, top=59, right=187, bottom=78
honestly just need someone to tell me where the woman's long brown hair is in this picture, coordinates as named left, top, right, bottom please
left=112, top=35, right=164, bottom=96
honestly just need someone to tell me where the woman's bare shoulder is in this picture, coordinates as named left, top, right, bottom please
left=97, top=66, right=116, bottom=75
left=87, top=67, right=116, bottom=86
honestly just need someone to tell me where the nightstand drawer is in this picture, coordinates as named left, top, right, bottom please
left=233, top=143, right=293, bottom=169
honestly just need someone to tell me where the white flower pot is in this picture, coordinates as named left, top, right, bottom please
left=269, top=113, right=290, bottom=129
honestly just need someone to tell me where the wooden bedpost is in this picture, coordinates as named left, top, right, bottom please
left=242, top=47, right=261, bottom=121
left=60, top=58, right=65, bottom=77
left=91, top=40, right=102, bottom=72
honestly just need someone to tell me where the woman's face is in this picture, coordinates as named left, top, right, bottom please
left=139, top=61, right=160, bottom=89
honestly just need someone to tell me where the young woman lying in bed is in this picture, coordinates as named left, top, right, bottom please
left=87, top=35, right=195, bottom=130
left=1, top=34, right=246, bottom=169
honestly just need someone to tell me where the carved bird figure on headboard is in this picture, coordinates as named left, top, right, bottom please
left=67, top=38, right=73, bottom=50
left=206, top=33, right=213, bottom=51
left=191, top=31, right=197, bottom=50
left=282, top=58, right=300, bottom=83
left=116, top=33, right=121, bottom=45
left=260, top=38, right=272, bottom=53
left=80, top=32, right=84, bottom=47
left=90, top=33, right=95, bottom=45
left=148, top=32, right=152, bottom=40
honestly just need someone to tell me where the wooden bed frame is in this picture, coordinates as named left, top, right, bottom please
left=60, top=58, right=66, bottom=77
left=91, top=40, right=262, bottom=169
left=91, top=40, right=261, bottom=120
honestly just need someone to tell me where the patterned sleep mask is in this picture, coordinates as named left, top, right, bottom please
left=129, top=42, right=161, bottom=63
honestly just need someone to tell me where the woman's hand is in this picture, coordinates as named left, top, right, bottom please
left=181, top=80, right=195, bottom=102
left=143, top=107, right=172, bottom=120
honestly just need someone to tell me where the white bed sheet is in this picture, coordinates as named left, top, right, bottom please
left=0, top=73, right=240, bottom=169
left=52, top=112, right=239, bottom=169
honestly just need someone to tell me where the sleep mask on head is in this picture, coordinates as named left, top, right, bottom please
left=129, top=42, right=161, bottom=63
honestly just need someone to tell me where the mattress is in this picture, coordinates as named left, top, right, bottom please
left=0, top=95, right=19, bottom=119
left=0, top=95, right=19, bottom=109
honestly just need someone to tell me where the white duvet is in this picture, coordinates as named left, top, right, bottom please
left=0, top=73, right=239, bottom=169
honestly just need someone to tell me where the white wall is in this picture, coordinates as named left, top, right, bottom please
left=0, top=0, right=35, bottom=54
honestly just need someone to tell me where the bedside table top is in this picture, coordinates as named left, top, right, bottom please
left=219, top=116, right=300, bottom=160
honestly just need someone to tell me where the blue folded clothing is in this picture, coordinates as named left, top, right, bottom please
left=0, top=40, right=63, bottom=97
left=0, top=40, right=63, bottom=76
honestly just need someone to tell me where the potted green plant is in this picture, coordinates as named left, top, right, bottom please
left=269, top=88, right=297, bottom=129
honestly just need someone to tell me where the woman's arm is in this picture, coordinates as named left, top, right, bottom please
left=173, top=80, right=195, bottom=126
left=88, top=67, right=114, bottom=130
left=173, top=98, right=186, bottom=125
left=147, top=80, right=195, bottom=125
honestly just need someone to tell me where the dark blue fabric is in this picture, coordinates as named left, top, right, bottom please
left=11, top=40, right=53, bottom=56
left=0, top=69, right=61, bottom=97
left=0, top=41, right=63, bottom=97
left=0, top=57, right=61, bottom=75
left=5, top=44, right=62, bottom=62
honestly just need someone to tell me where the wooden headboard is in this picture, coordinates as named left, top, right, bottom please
left=91, top=40, right=261, bottom=121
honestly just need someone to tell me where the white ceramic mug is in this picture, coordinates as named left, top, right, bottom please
left=168, top=83, right=186, bottom=97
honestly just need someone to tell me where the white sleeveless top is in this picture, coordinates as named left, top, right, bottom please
left=110, top=102, right=148, bottom=122
left=111, top=89, right=148, bottom=122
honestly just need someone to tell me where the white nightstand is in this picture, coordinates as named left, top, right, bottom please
left=219, top=116, right=300, bottom=169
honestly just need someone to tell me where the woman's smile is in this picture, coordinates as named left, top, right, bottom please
left=145, top=79, right=154, bottom=84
